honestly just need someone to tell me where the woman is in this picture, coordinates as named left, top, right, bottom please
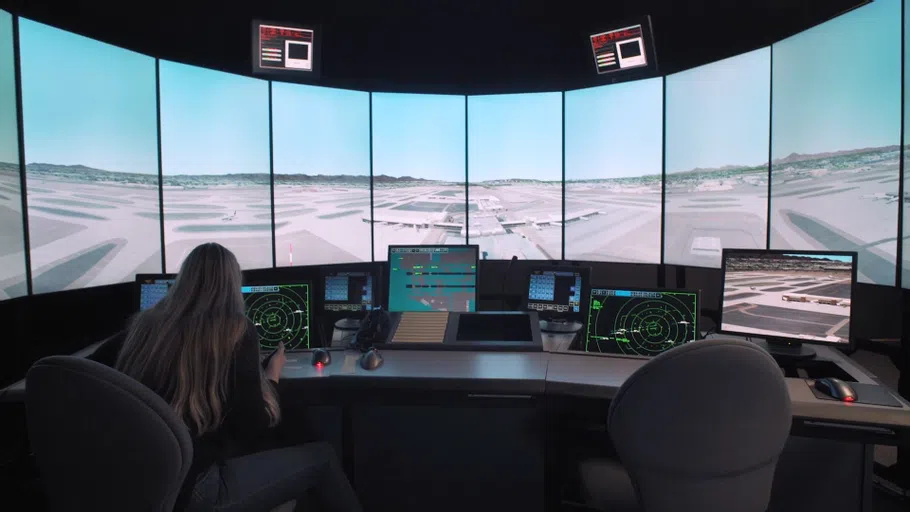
left=96, top=243, right=362, bottom=512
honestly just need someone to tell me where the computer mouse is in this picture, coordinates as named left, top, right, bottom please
left=360, top=348, right=383, bottom=370
left=814, top=377, right=856, bottom=402
left=311, top=348, right=331, bottom=367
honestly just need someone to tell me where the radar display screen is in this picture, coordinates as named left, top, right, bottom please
left=720, top=250, right=855, bottom=345
left=137, top=274, right=175, bottom=311
left=388, top=245, right=478, bottom=313
left=242, top=283, right=311, bottom=350
left=586, top=288, right=697, bottom=356
left=526, top=268, right=585, bottom=315
left=324, top=271, right=374, bottom=313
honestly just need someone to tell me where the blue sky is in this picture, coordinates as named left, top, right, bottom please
left=0, top=11, right=17, bottom=165
left=565, top=78, right=663, bottom=180
left=272, top=83, right=370, bottom=176
left=772, top=0, right=901, bottom=158
left=468, top=92, right=562, bottom=182
left=371, top=93, right=465, bottom=181
left=18, top=19, right=158, bottom=175
left=665, top=48, right=770, bottom=173
left=159, top=61, right=270, bottom=176
left=785, top=253, right=853, bottom=263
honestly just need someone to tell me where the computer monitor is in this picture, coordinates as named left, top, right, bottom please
left=242, top=281, right=311, bottom=351
left=585, top=287, right=698, bottom=356
left=136, top=274, right=176, bottom=312
left=323, top=269, right=375, bottom=313
left=719, top=249, right=856, bottom=358
left=387, top=245, right=479, bottom=313
left=524, top=266, right=590, bottom=318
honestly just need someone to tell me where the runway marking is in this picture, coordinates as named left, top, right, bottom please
left=733, top=304, right=835, bottom=328
left=828, top=317, right=850, bottom=336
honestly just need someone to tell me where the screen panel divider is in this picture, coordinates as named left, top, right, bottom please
left=11, top=15, right=32, bottom=295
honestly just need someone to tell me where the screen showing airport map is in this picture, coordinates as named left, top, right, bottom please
left=585, top=287, right=697, bottom=356
left=720, top=252, right=853, bottom=344
left=388, top=246, right=478, bottom=312
left=243, top=283, right=311, bottom=350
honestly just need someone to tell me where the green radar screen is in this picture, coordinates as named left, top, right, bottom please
left=586, top=289, right=697, bottom=356
left=242, top=284, right=311, bottom=350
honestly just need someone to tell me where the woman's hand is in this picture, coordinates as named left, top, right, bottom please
left=265, top=342, right=286, bottom=382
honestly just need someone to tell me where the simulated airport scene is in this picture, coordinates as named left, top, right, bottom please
left=368, top=179, right=565, bottom=262
left=565, top=176, right=662, bottom=263
left=664, top=164, right=768, bottom=269
left=17, top=164, right=162, bottom=295
left=770, top=145, right=900, bottom=285
left=0, top=162, right=26, bottom=299
left=721, top=252, right=853, bottom=344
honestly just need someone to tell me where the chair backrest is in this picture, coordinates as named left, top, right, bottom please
left=608, top=338, right=792, bottom=512
left=26, top=356, right=193, bottom=512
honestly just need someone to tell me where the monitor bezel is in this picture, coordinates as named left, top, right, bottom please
left=386, top=244, right=480, bottom=313
left=134, top=273, right=176, bottom=312
left=319, top=264, right=378, bottom=313
left=521, top=265, right=592, bottom=319
left=583, top=285, right=700, bottom=355
left=717, top=248, right=858, bottom=348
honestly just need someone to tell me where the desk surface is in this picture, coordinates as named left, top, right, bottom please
left=4, top=339, right=910, bottom=435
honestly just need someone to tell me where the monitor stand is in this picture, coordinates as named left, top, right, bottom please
left=331, top=317, right=362, bottom=347
left=540, top=318, right=583, bottom=334
left=755, top=338, right=817, bottom=361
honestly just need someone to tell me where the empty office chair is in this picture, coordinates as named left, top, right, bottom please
left=27, top=355, right=193, bottom=512
left=581, top=338, right=792, bottom=512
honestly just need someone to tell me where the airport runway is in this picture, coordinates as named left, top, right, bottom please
left=721, top=270, right=851, bottom=342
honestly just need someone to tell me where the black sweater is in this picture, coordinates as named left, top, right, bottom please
left=90, top=321, right=276, bottom=510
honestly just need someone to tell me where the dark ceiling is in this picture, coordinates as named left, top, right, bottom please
left=2, top=0, right=867, bottom=94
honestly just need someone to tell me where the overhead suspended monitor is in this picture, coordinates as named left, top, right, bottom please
left=252, top=21, right=320, bottom=78
left=589, top=17, right=657, bottom=77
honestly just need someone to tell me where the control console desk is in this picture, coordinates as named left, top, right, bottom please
left=3, top=339, right=909, bottom=512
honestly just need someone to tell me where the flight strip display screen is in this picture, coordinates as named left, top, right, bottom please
left=324, top=271, right=374, bottom=313
left=242, top=283, right=311, bottom=350
left=138, top=276, right=175, bottom=311
left=526, top=269, right=584, bottom=314
left=388, top=246, right=478, bottom=313
left=585, top=287, right=697, bottom=356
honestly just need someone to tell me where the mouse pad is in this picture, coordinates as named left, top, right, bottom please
left=806, top=380, right=904, bottom=408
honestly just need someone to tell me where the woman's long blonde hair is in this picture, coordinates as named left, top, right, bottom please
left=116, top=243, right=280, bottom=435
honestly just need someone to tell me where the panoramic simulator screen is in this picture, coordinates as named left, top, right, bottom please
left=564, top=78, right=663, bottom=263
left=770, top=0, right=900, bottom=286
left=585, top=287, right=697, bottom=356
left=720, top=251, right=854, bottom=344
left=664, top=48, right=770, bottom=269
left=0, top=10, right=26, bottom=300
left=18, top=19, right=161, bottom=294
left=243, top=283, right=311, bottom=350
left=371, top=93, right=467, bottom=259
left=271, top=83, right=372, bottom=265
left=388, top=245, right=478, bottom=312
left=159, top=60, right=272, bottom=272
left=468, top=93, right=563, bottom=260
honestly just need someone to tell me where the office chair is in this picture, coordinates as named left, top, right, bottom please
left=26, top=355, right=193, bottom=512
left=579, top=338, right=792, bottom=512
